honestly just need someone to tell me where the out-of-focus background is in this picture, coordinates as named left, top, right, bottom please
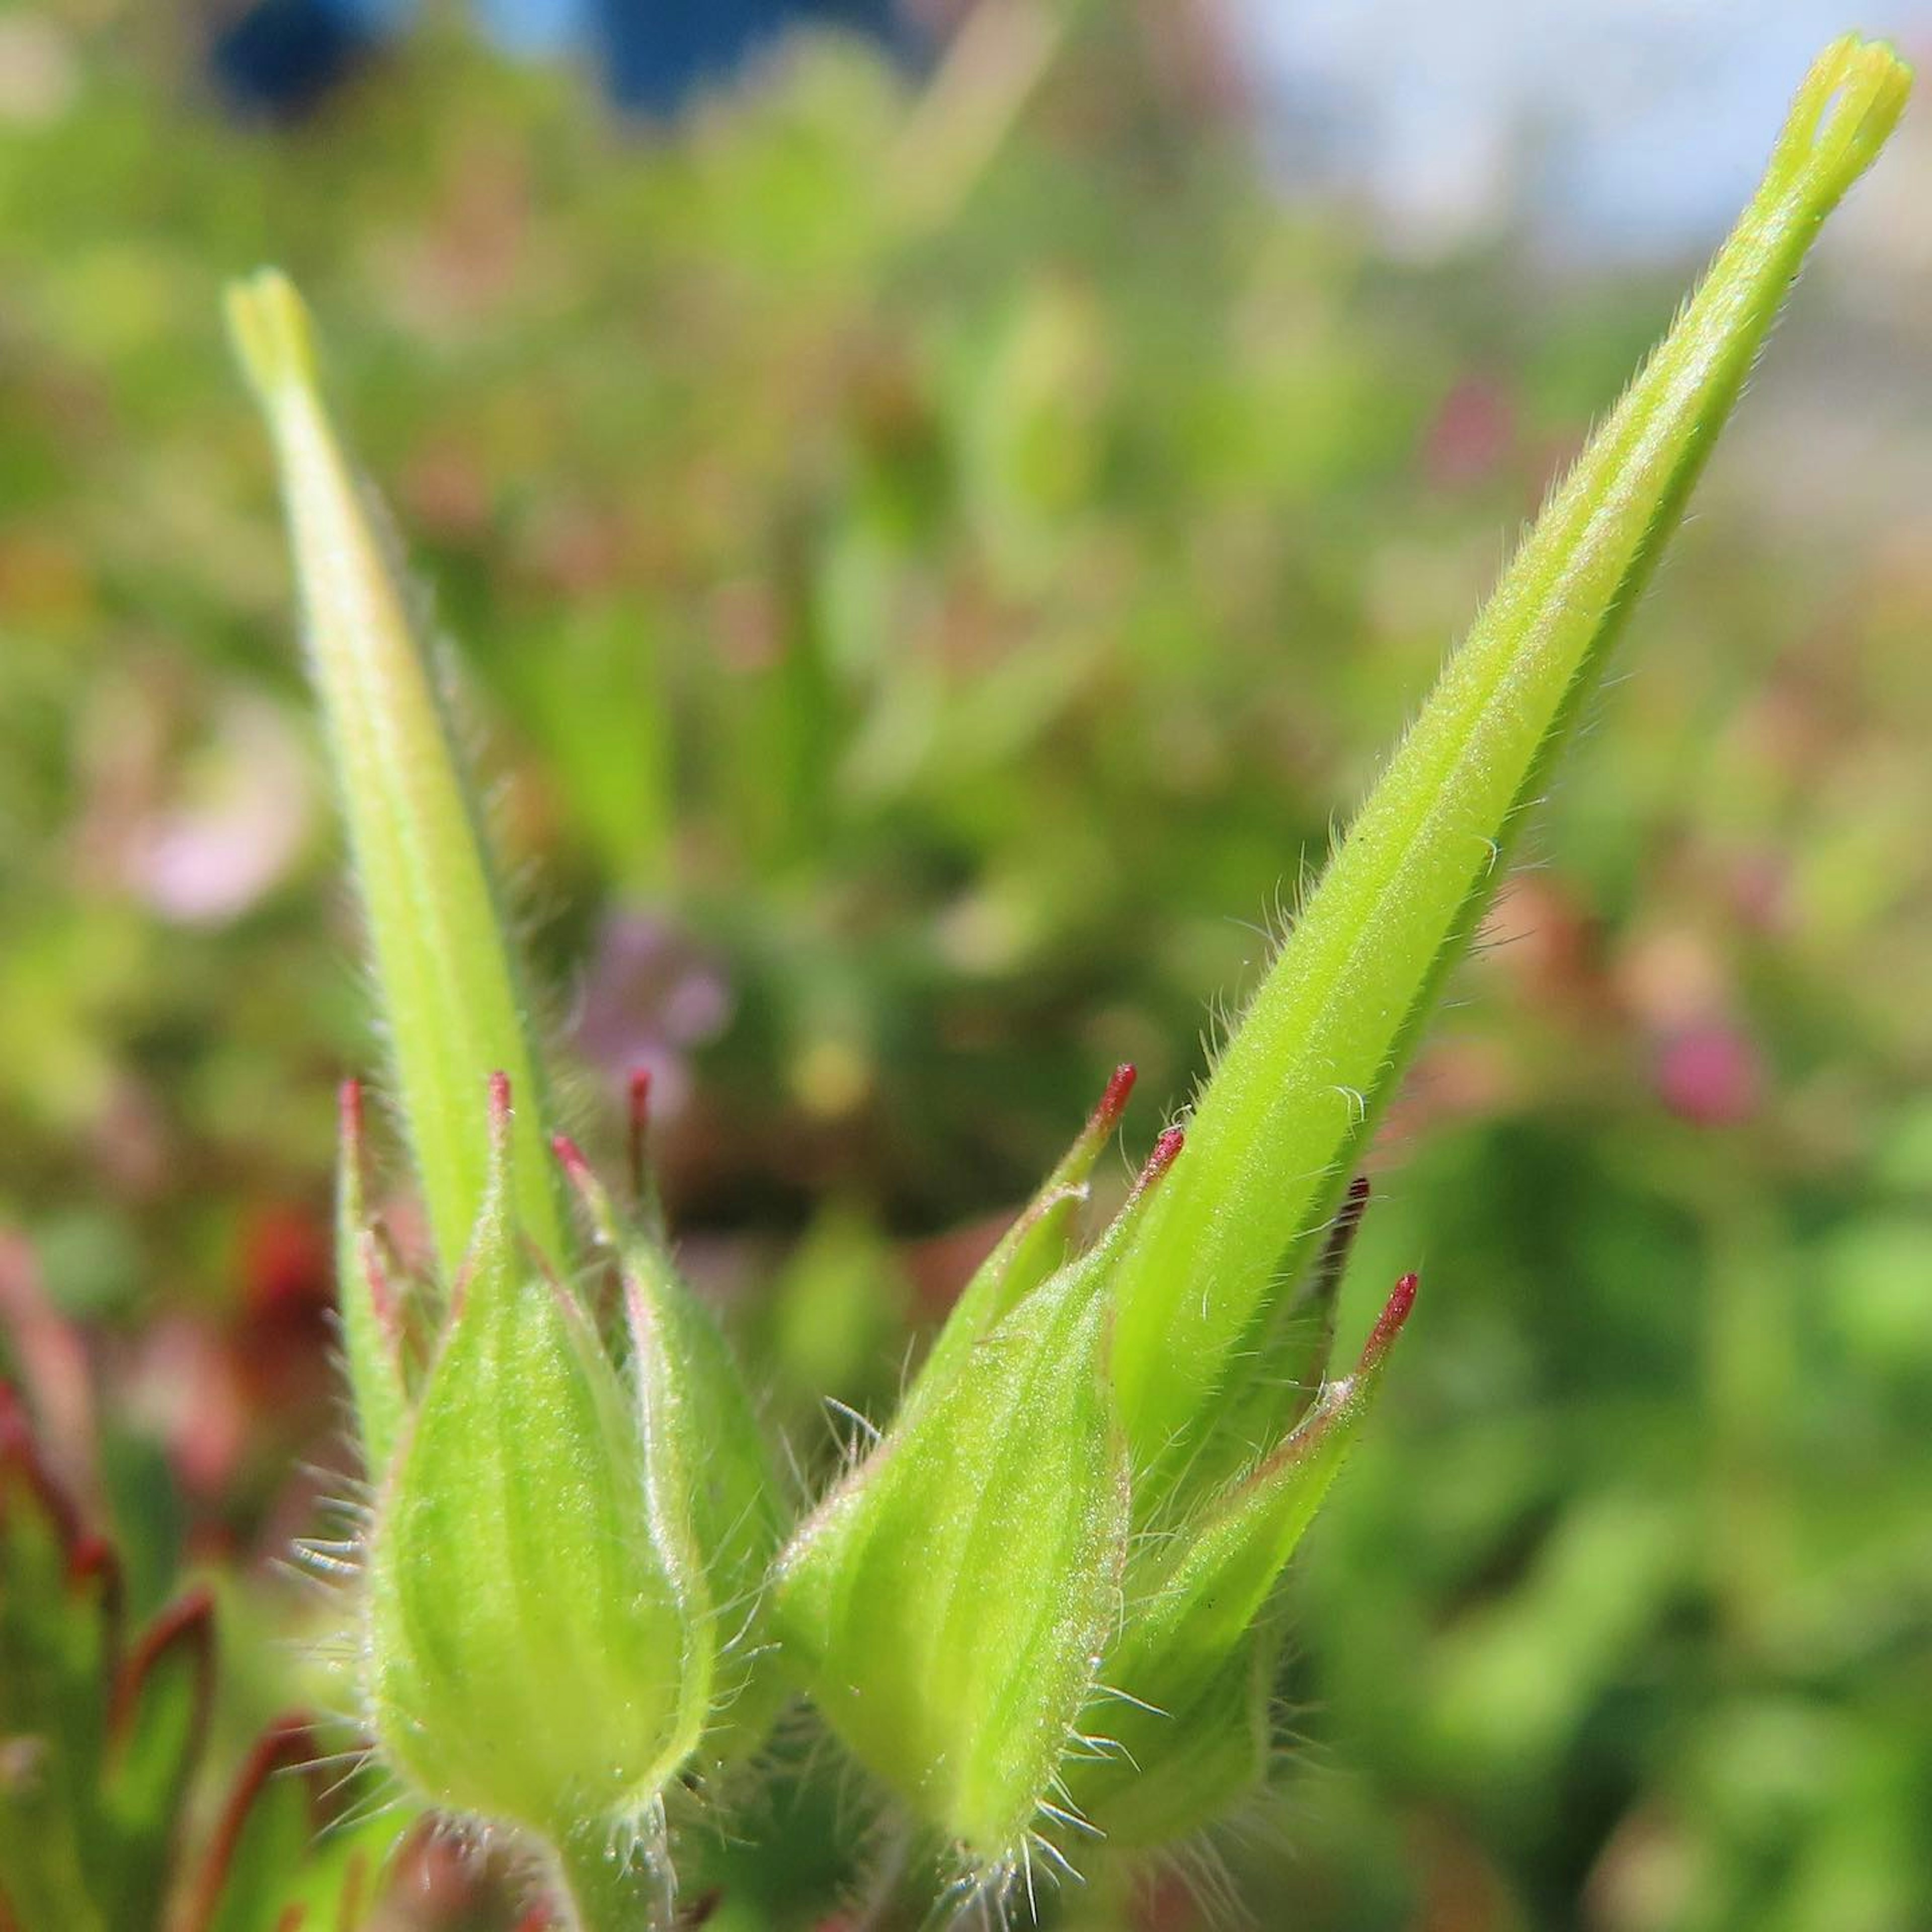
left=4, top=1, right=1931, bottom=1926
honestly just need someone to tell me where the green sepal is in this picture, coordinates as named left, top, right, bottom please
left=1071, top=1614, right=1279, bottom=1854
left=554, top=1132, right=789, bottom=1763
left=906, top=1065, right=1137, bottom=1422
left=364, top=1077, right=713, bottom=1846
left=773, top=1260, right=1126, bottom=1859
left=771, top=1133, right=1179, bottom=1862
left=1105, top=37, right=1913, bottom=1485
left=628, top=1245, right=787, bottom=1763
left=1071, top=1277, right=1417, bottom=1845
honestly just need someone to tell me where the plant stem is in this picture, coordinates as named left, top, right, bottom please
left=552, top=1821, right=672, bottom=1932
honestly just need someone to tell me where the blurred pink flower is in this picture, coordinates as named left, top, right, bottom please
left=1654, top=1021, right=1764, bottom=1128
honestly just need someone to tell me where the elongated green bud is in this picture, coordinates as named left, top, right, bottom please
left=1107, top=37, right=1911, bottom=1481
left=227, top=270, right=566, bottom=1271
left=773, top=1132, right=1182, bottom=1866
left=363, top=1077, right=712, bottom=1864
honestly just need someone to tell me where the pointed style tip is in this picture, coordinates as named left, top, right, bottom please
left=1817, top=33, right=1913, bottom=115
left=1361, top=1273, right=1418, bottom=1371
left=224, top=268, right=319, bottom=408
left=1775, top=34, right=1912, bottom=206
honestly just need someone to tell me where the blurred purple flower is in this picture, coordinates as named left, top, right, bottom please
left=570, top=910, right=734, bottom=1118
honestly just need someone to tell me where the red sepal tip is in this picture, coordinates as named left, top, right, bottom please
left=550, top=1133, right=595, bottom=1188
left=1090, top=1063, right=1138, bottom=1134
left=1360, top=1273, right=1418, bottom=1371
left=1138, top=1126, right=1186, bottom=1189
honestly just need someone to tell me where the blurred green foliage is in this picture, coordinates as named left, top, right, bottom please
left=2, top=4, right=1930, bottom=1927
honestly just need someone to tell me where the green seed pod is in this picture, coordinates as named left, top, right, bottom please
left=363, top=1076, right=713, bottom=1853
left=772, top=1132, right=1182, bottom=1870
left=1105, top=36, right=1914, bottom=1502
left=227, top=268, right=567, bottom=1277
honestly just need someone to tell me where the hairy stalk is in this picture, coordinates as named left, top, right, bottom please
left=549, top=1820, right=672, bottom=1932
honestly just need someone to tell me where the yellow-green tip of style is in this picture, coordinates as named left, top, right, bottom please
left=1776, top=36, right=1912, bottom=202
left=224, top=268, right=319, bottom=406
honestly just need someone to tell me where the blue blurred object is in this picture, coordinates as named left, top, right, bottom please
left=209, top=0, right=919, bottom=120
left=210, top=0, right=384, bottom=119
left=594, top=0, right=912, bottom=116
